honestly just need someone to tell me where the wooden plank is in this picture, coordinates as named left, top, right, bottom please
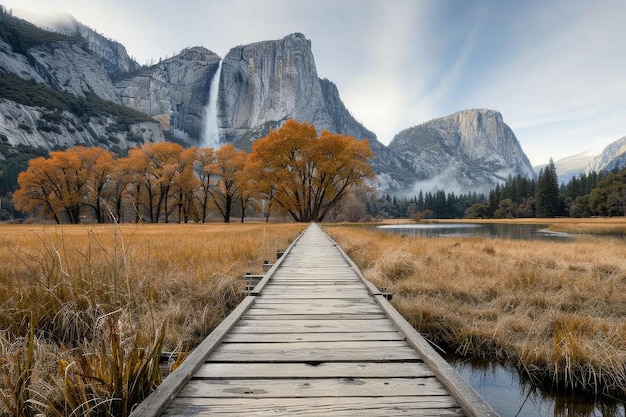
left=195, top=362, right=434, bottom=379
left=213, top=340, right=410, bottom=350
left=263, top=282, right=363, bottom=286
left=222, top=331, right=404, bottom=343
left=177, top=377, right=449, bottom=398
left=270, top=273, right=358, bottom=278
left=260, top=288, right=370, bottom=293
left=207, top=342, right=421, bottom=362
left=252, top=298, right=376, bottom=305
left=249, top=299, right=377, bottom=306
left=163, top=397, right=463, bottom=416
left=255, top=292, right=370, bottom=299
left=231, top=319, right=398, bottom=333
left=241, top=313, right=388, bottom=320
left=246, top=305, right=383, bottom=315
left=261, top=285, right=366, bottom=290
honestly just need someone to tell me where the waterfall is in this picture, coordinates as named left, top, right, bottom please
left=202, top=59, right=222, bottom=148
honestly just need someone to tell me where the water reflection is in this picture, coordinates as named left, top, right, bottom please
left=378, top=223, right=567, bottom=240
left=448, top=356, right=625, bottom=416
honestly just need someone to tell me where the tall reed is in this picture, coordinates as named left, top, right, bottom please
left=0, top=222, right=304, bottom=416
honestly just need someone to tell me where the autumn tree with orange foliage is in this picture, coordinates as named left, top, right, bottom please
left=14, top=120, right=375, bottom=224
left=13, top=146, right=115, bottom=223
left=124, top=142, right=188, bottom=223
left=207, top=144, right=247, bottom=223
left=248, top=119, right=375, bottom=222
left=194, top=147, right=216, bottom=223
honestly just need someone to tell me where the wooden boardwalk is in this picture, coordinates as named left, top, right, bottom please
left=131, top=223, right=498, bottom=416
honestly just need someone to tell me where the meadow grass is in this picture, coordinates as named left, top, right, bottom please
left=0, top=222, right=305, bottom=416
left=325, top=224, right=626, bottom=398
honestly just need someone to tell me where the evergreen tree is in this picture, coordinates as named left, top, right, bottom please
left=589, top=169, right=626, bottom=216
left=535, top=158, right=561, bottom=217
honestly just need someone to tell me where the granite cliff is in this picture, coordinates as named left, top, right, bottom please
left=215, top=33, right=415, bottom=189
left=0, top=10, right=163, bottom=157
left=587, top=136, right=626, bottom=174
left=115, top=47, right=220, bottom=141
left=552, top=136, right=626, bottom=184
left=389, top=109, right=536, bottom=194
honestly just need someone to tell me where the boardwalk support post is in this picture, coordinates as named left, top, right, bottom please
left=243, top=272, right=264, bottom=296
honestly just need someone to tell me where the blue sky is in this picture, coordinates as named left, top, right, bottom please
left=6, top=0, right=626, bottom=166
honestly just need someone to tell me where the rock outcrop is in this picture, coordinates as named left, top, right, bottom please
left=29, top=41, right=121, bottom=103
left=389, top=109, right=535, bottom=194
left=115, top=47, right=220, bottom=141
left=551, top=153, right=595, bottom=184
left=0, top=11, right=163, bottom=155
left=554, top=136, right=626, bottom=184
left=13, top=10, right=140, bottom=79
left=219, top=33, right=330, bottom=146
left=0, top=99, right=163, bottom=152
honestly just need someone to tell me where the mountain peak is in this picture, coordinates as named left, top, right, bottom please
left=388, top=109, right=535, bottom=194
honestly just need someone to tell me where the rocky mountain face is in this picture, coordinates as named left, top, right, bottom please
left=0, top=10, right=163, bottom=156
left=388, top=109, right=536, bottom=194
left=550, top=153, right=596, bottom=184
left=587, top=136, right=626, bottom=174
left=45, top=14, right=141, bottom=79
left=116, top=47, right=220, bottom=141
left=552, top=136, right=626, bottom=184
left=219, top=33, right=326, bottom=146
left=0, top=10, right=539, bottom=196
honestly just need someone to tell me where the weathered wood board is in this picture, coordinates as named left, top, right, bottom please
left=195, top=361, right=432, bottom=379
left=163, top=397, right=463, bottom=416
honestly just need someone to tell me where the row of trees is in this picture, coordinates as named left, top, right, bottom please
left=13, top=120, right=375, bottom=223
left=367, top=160, right=626, bottom=221
left=479, top=161, right=625, bottom=219
left=368, top=191, right=486, bottom=220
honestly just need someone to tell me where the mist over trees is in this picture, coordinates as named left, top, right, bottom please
left=365, top=162, right=624, bottom=221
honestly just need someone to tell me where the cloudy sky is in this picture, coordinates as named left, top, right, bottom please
left=5, top=0, right=626, bottom=165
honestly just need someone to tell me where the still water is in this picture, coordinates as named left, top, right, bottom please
left=377, top=222, right=566, bottom=240
left=448, top=357, right=625, bottom=417
left=376, top=223, right=625, bottom=416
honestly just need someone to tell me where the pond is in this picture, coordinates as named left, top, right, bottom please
left=447, top=357, right=625, bottom=417
left=377, top=222, right=568, bottom=240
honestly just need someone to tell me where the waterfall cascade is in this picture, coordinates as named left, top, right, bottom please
left=202, top=60, right=223, bottom=148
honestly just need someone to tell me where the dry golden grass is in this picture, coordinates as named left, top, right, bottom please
left=0, top=222, right=305, bottom=416
left=325, top=225, right=626, bottom=397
